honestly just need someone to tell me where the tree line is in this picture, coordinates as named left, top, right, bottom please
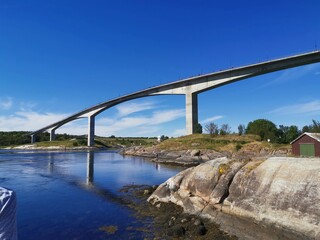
left=0, top=131, right=84, bottom=147
left=197, top=119, right=320, bottom=144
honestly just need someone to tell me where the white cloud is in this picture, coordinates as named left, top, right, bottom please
left=269, top=100, right=320, bottom=115
left=200, top=115, right=224, bottom=124
left=0, top=97, right=13, bottom=110
left=150, top=109, right=185, bottom=125
left=172, top=128, right=186, bottom=136
left=116, top=101, right=156, bottom=117
left=0, top=111, right=69, bottom=131
left=95, top=108, right=185, bottom=136
left=0, top=96, right=185, bottom=137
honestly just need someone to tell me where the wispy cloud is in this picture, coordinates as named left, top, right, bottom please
left=269, top=100, right=320, bottom=115
left=0, top=103, right=185, bottom=137
left=200, top=115, right=223, bottom=124
left=0, top=111, right=69, bottom=131
left=260, top=63, right=320, bottom=88
left=116, top=101, right=156, bottom=117
left=0, top=97, right=13, bottom=110
left=95, top=108, right=185, bottom=136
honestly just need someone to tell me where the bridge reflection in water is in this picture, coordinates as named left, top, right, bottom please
left=86, top=151, right=94, bottom=185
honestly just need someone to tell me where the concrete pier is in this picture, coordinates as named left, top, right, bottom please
left=186, top=93, right=198, bottom=135
left=31, top=134, right=35, bottom=144
left=49, top=129, right=56, bottom=141
left=88, top=115, right=95, bottom=147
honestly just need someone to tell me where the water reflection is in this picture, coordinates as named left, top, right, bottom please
left=86, top=151, right=94, bottom=185
left=0, top=150, right=185, bottom=240
left=47, top=152, right=54, bottom=173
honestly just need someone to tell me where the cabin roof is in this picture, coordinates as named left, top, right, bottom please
left=290, top=132, right=320, bottom=144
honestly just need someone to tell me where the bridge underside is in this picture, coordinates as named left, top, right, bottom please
left=29, top=51, right=320, bottom=146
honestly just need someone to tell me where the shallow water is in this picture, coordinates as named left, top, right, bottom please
left=0, top=150, right=185, bottom=239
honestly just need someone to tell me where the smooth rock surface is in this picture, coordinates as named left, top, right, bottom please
left=149, top=157, right=320, bottom=239
left=224, top=157, right=320, bottom=239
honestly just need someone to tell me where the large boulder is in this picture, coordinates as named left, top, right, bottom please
left=148, top=157, right=242, bottom=214
left=149, top=157, right=320, bottom=239
left=224, top=157, right=320, bottom=239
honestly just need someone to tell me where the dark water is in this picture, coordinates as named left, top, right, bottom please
left=0, top=150, right=185, bottom=239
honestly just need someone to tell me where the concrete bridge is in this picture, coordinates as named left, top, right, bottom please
left=30, top=51, right=320, bottom=146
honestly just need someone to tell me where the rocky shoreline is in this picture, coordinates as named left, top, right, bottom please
left=121, top=146, right=320, bottom=239
left=121, top=144, right=290, bottom=167
left=147, top=157, right=320, bottom=239
left=120, top=184, right=237, bottom=239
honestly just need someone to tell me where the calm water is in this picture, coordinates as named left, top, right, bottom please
left=0, top=150, right=184, bottom=239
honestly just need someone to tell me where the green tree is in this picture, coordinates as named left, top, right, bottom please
left=160, top=135, right=169, bottom=141
left=302, top=120, right=320, bottom=133
left=220, top=124, right=231, bottom=135
left=311, top=120, right=320, bottom=133
left=277, top=125, right=300, bottom=144
left=238, top=124, right=246, bottom=136
left=302, top=125, right=311, bottom=133
left=194, top=123, right=203, bottom=134
left=246, top=119, right=278, bottom=142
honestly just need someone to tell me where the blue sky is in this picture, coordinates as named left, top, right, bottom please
left=1, top=0, right=320, bottom=137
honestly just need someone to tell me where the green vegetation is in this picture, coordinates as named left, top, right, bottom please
left=246, top=119, right=278, bottom=142
left=94, top=136, right=156, bottom=148
left=0, top=131, right=156, bottom=148
left=203, top=119, right=320, bottom=144
left=2, top=118, right=319, bottom=150
left=194, top=123, right=203, bottom=134
left=156, top=134, right=264, bottom=151
left=0, top=131, right=87, bottom=148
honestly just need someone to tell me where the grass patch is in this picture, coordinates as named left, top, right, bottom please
left=155, top=134, right=289, bottom=155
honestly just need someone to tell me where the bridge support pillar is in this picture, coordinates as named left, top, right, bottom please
left=88, top=115, right=95, bottom=147
left=31, top=134, right=36, bottom=144
left=49, top=129, right=56, bottom=141
left=186, top=92, right=198, bottom=135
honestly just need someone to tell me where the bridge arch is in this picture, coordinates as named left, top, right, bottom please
left=30, top=51, right=320, bottom=146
